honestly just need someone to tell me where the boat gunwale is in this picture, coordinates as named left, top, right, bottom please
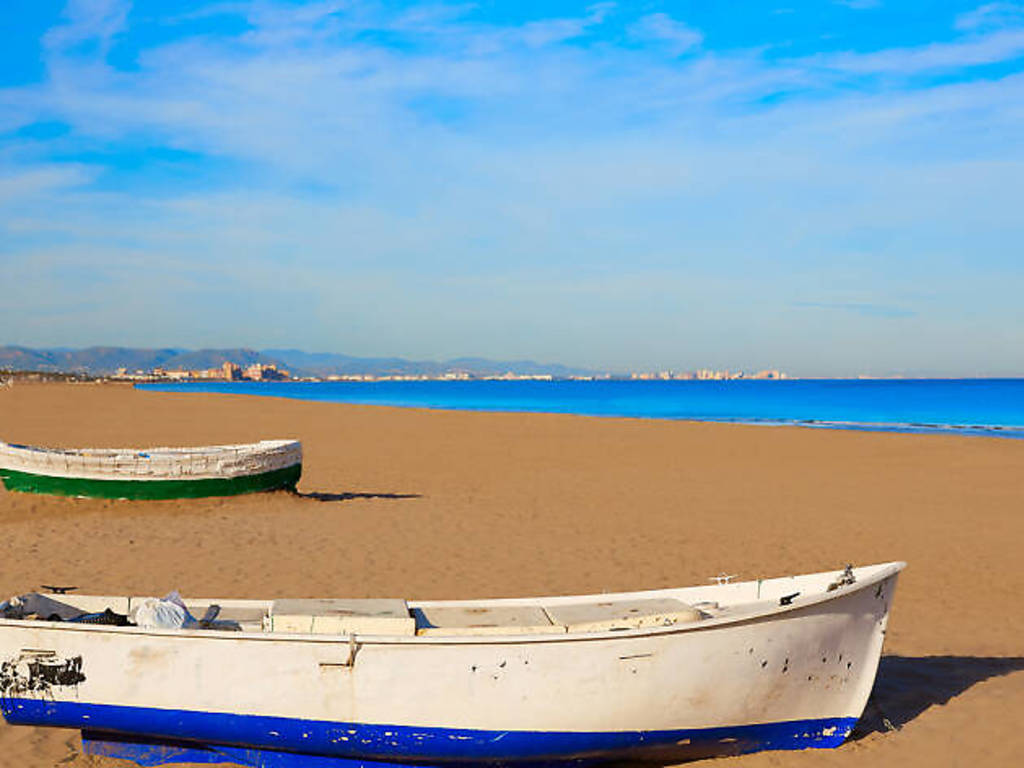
left=0, top=439, right=302, bottom=483
left=0, top=438, right=300, bottom=460
left=0, top=561, right=905, bottom=646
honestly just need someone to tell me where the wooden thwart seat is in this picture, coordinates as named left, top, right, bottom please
left=413, top=605, right=565, bottom=636
left=269, top=599, right=416, bottom=636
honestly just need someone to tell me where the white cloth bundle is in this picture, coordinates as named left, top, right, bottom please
left=134, top=591, right=198, bottom=629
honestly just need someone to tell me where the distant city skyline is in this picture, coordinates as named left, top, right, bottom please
left=0, top=343, right=791, bottom=380
left=2, top=1, right=1023, bottom=377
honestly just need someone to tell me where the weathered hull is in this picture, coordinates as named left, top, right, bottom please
left=0, top=565, right=902, bottom=767
left=0, top=463, right=301, bottom=500
left=0, top=439, right=302, bottom=499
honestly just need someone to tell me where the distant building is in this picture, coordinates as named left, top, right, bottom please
left=244, top=363, right=289, bottom=381
left=136, top=361, right=292, bottom=381
left=693, top=369, right=744, bottom=380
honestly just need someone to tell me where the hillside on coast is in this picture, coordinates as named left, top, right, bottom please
left=0, top=345, right=599, bottom=379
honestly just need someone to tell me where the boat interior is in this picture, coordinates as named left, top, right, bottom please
left=0, top=563, right=898, bottom=639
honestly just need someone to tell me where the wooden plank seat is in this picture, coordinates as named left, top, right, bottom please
left=413, top=605, right=565, bottom=636
left=269, top=598, right=416, bottom=636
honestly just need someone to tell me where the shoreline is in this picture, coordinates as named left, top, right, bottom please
left=134, top=380, right=1024, bottom=440
left=7, top=379, right=1024, bottom=444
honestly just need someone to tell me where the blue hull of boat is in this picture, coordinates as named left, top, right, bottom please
left=3, top=698, right=857, bottom=766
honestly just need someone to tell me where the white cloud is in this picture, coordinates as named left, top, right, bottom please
left=43, top=0, right=130, bottom=54
left=628, top=13, right=702, bottom=55
left=0, top=164, right=94, bottom=203
left=807, top=27, right=1024, bottom=75
left=955, top=2, right=1024, bottom=31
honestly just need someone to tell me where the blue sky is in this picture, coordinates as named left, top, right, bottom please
left=2, top=0, right=1023, bottom=375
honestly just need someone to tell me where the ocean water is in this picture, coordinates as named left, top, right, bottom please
left=137, top=379, right=1024, bottom=438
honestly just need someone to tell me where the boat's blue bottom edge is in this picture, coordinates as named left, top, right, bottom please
left=2, top=698, right=857, bottom=767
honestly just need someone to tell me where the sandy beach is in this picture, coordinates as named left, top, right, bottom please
left=0, top=381, right=1022, bottom=767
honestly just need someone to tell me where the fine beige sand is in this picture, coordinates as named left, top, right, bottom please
left=0, top=382, right=1022, bottom=767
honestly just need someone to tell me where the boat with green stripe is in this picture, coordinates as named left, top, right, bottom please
left=0, top=439, right=301, bottom=500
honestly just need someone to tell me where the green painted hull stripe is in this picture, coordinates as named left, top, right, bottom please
left=0, top=463, right=301, bottom=500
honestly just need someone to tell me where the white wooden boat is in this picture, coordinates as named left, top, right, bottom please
left=0, top=439, right=302, bottom=499
left=0, top=562, right=903, bottom=766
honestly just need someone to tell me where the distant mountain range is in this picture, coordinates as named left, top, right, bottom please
left=0, top=346, right=601, bottom=379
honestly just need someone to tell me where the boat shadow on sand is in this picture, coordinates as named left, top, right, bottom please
left=292, top=491, right=422, bottom=502
left=851, top=654, right=1024, bottom=738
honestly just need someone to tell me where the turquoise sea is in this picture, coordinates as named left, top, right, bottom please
left=138, top=379, right=1024, bottom=439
